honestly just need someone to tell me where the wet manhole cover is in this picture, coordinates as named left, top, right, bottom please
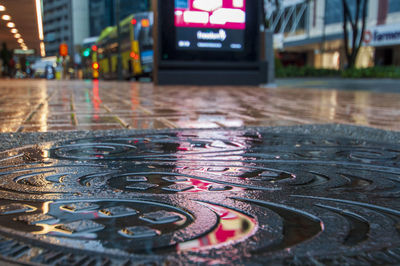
left=0, top=128, right=398, bottom=265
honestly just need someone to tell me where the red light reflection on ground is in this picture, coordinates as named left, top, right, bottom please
left=177, top=202, right=257, bottom=251
left=92, top=80, right=102, bottom=120
left=182, top=178, right=244, bottom=193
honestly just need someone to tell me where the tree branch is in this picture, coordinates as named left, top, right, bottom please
left=358, top=0, right=368, bottom=49
left=342, top=0, right=351, bottom=65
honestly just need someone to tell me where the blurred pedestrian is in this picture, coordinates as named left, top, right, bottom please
left=0, top=43, right=12, bottom=77
left=26, top=65, right=34, bottom=78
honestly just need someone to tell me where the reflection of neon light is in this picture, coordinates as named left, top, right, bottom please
left=131, top=83, right=140, bottom=128
left=178, top=202, right=257, bottom=250
left=92, top=80, right=101, bottom=120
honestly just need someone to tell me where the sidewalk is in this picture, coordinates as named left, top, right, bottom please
left=0, top=79, right=399, bottom=132
left=0, top=79, right=399, bottom=265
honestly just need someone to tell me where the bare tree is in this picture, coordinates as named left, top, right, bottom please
left=342, top=0, right=368, bottom=68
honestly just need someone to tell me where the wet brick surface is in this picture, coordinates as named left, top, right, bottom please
left=0, top=80, right=399, bottom=132
left=0, top=126, right=398, bottom=265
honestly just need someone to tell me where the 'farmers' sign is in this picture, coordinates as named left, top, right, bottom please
left=363, top=23, right=400, bottom=47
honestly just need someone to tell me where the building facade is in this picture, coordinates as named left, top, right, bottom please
left=269, top=0, right=400, bottom=69
left=42, top=0, right=89, bottom=57
left=89, top=0, right=150, bottom=37
left=43, top=0, right=149, bottom=58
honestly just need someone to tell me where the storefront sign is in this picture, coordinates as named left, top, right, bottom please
left=14, top=49, right=35, bottom=55
left=363, top=23, right=400, bottom=47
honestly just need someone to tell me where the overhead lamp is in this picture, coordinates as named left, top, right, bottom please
left=7, top=22, right=15, bottom=28
left=1, top=15, right=11, bottom=21
left=35, top=0, right=44, bottom=41
left=14, top=33, right=21, bottom=38
left=11, top=28, right=18, bottom=34
left=40, top=42, right=46, bottom=57
left=22, top=47, right=28, bottom=51
left=0, top=5, right=5, bottom=12
left=18, top=39, right=24, bottom=43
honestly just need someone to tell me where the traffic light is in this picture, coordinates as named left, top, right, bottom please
left=92, top=62, right=99, bottom=79
left=130, top=52, right=139, bottom=60
left=83, top=48, right=91, bottom=57
left=141, top=19, right=150, bottom=28
left=92, top=62, right=99, bottom=70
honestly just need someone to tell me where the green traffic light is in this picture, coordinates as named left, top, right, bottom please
left=83, top=48, right=91, bottom=57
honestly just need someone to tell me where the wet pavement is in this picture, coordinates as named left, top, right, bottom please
left=0, top=125, right=398, bottom=265
left=0, top=79, right=400, bottom=265
left=0, top=79, right=399, bottom=132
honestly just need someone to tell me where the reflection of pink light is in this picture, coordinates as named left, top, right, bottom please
left=180, top=178, right=246, bottom=193
left=186, top=178, right=212, bottom=192
left=177, top=202, right=257, bottom=251
left=214, top=223, right=236, bottom=243
left=209, top=204, right=238, bottom=219
left=92, top=80, right=101, bottom=120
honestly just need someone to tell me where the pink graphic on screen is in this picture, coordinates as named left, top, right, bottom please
left=175, top=0, right=246, bottom=30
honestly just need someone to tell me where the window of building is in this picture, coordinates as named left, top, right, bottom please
left=325, top=0, right=368, bottom=25
left=389, top=0, right=400, bottom=13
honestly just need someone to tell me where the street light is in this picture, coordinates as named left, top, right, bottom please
left=18, top=39, right=24, bottom=44
left=11, top=28, right=17, bottom=34
left=14, top=33, right=21, bottom=38
left=0, top=5, right=5, bottom=12
left=6, top=22, right=15, bottom=28
left=1, top=14, right=11, bottom=20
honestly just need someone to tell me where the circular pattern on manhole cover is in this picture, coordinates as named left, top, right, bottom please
left=0, top=129, right=399, bottom=265
left=0, top=198, right=219, bottom=252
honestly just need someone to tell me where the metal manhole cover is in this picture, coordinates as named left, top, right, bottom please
left=0, top=128, right=398, bottom=265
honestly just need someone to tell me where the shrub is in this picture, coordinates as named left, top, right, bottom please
left=275, top=65, right=340, bottom=78
left=275, top=57, right=400, bottom=78
left=341, top=66, right=400, bottom=78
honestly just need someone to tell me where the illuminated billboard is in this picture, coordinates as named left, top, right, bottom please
left=174, top=0, right=246, bottom=51
left=154, top=0, right=268, bottom=85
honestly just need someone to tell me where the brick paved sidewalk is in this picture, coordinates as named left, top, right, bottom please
left=1, top=79, right=399, bottom=132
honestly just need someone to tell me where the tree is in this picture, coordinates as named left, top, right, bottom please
left=341, top=0, right=368, bottom=69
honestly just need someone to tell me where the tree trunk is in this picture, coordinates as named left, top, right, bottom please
left=341, top=0, right=368, bottom=69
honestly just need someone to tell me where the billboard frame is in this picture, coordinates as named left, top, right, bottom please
left=153, top=0, right=268, bottom=86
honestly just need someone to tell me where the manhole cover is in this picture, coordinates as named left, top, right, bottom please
left=0, top=128, right=398, bottom=265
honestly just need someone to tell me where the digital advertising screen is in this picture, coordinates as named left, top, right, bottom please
left=174, top=0, right=246, bottom=51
